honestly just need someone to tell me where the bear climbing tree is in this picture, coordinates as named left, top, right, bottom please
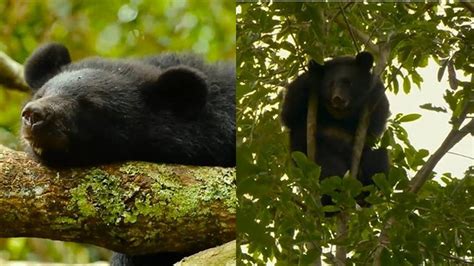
left=281, top=52, right=390, bottom=212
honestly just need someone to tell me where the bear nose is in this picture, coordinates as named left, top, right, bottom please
left=331, top=95, right=348, bottom=109
left=21, top=103, right=48, bottom=128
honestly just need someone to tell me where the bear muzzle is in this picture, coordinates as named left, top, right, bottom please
left=22, top=102, right=50, bottom=131
left=21, top=102, right=70, bottom=155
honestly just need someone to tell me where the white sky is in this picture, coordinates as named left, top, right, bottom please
left=388, top=60, right=473, bottom=178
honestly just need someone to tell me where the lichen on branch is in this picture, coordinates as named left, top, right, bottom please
left=0, top=145, right=236, bottom=255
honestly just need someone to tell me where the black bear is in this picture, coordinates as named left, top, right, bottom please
left=22, top=43, right=235, bottom=265
left=281, top=52, right=390, bottom=211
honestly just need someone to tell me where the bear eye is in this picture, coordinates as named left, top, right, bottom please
left=33, top=92, right=44, bottom=99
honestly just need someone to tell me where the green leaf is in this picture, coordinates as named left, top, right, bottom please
left=419, top=103, right=447, bottom=113
left=373, top=173, right=391, bottom=197
left=403, top=76, right=411, bottom=94
left=279, top=41, right=296, bottom=53
left=320, top=176, right=342, bottom=193
left=411, top=71, right=423, bottom=89
left=447, top=60, right=458, bottom=90
left=291, top=151, right=321, bottom=180
left=322, top=205, right=340, bottom=213
left=392, top=74, right=400, bottom=94
left=342, top=176, right=363, bottom=197
left=419, top=55, right=429, bottom=67
left=398, top=113, right=422, bottom=123
left=437, top=59, right=449, bottom=81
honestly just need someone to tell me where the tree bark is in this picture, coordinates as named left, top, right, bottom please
left=178, top=240, right=236, bottom=266
left=0, top=145, right=236, bottom=255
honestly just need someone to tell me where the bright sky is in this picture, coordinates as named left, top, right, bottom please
left=388, top=60, right=473, bottom=179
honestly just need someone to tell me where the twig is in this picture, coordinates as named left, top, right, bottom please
left=328, top=2, right=354, bottom=24
left=419, top=242, right=474, bottom=264
left=333, top=14, right=391, bottom=75
left=339, top=3, right=360, bottom=54
left=286, top=18, right=307, bottom=71
left=446, top=151, right=474, bottom=160
left=334, top=17, right=378, bottom=55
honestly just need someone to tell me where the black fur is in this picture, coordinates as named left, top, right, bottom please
left=22, top=43, right=236, bottom=265
left=281, top=52, right=390, bottom=210
left=22, top=43, right=235, bottom=168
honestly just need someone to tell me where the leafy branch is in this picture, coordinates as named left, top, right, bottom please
left=373, top=105, right=473, bottom=265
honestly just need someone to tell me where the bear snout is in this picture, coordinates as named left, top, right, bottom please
left=21, top=101, right=70, bottom=156
left=331, top=95, right=348, bottom=109
left=21, top=102, right=51, bottom=132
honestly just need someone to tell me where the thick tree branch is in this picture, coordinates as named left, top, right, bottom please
left=460, top=2, right=474, bottom=14
left=0, top=145, right=236, bottom=255
left=0, top=51, right=29, bottom=92
left=306, top=84, right=322, bottom=266
left=178, top=240, right=235, bottom=265
left=307, top=88, right=318, bottom=162
left=408, top=119, right=473, bottom=193
left=373, top=118, right=473, bottom=266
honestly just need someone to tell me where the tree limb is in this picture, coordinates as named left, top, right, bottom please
left=335, top=212, right=348, bottom=266
left=306, top=63, right=322, bottom=266
left=408, top=119, right=473, bottom=193
left=0, top=51, right=29, bottom=92
left=307, top=88, right=318, bottom=163
left=178, top=240, right=235, bottom=265
left=460, top=2, right=474, bottom=14
left=373, top=118, right=474, bottom=265
left=0, top=145, right=236, bottom=255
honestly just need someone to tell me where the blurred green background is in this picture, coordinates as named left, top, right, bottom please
left=0, top=0, right=235, bottom=263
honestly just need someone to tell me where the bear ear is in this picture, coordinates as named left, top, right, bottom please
left=148, top=66, right=208, bottom=119
left=308, top=59, right=324, bottom=72
left=24, top=43, right=71, bottom=90
left=355, top=51, right=374, bottom=70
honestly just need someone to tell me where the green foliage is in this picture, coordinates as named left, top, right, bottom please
left=0, top=0, right=235, bottom=262
left=0, top=238, right=110, bottom=263
left=237, top=2, right=472, bottom=265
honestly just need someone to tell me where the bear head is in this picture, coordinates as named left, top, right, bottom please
left=21, top=43, right=209, bottom=166
left=308, top=52, right=376, bottom=119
